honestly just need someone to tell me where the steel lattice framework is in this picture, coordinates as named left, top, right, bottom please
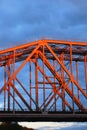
left=0, top=39, right=87, bottom=121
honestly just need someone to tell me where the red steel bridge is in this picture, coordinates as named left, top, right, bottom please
left=0, top=39, right=87, bottom=122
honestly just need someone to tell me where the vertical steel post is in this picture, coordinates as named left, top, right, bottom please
left=70, top=44, right=74, bottom=112
left=42, top=45, right=46, bottom=111
left=4, top=65, right=6, bottom=111
left=29, top=61, right=32, bottom=109
left=84, top=55, right=87, bottom=93
left=76, top=61, right=80, bottom=111
left=7, top=60, right=10, bottom=111
left=60, top=53, right=65, bottom=111
left=35, top=54, right=38, bottom=111
left=76, top=61, right=79, bottom=100
left=13, top=50, right=15, bottom=113
left=53, top=60, right=57, bottom=111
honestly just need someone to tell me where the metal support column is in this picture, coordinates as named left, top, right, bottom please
left=29, top=61, right=32, bottom=108
left=7, top=60, right=10, bottom=111
left=4, top=65, right=6, bottom=111
left=43, top=45, right=46, bottom=111
left=76, top=61, right=80, bottom=100
left=60, top=53, right=65, bottom=111
left=13, top=50, right=15, bottom=113
left=70, top=44, right=74, bottom=112
left=84, top=55, right=87, bottom=94
left=53, top=60, right=56, bottom=111
left=35, top=54, right=38, bottom=111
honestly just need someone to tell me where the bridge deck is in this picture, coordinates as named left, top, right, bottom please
left=0, top=111, right=87, bottom=122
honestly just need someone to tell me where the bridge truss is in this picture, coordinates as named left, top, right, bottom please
left=0, top=39, right=87, bottom=121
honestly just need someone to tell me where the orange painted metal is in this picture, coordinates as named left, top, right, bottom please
left=0, top=39, right=87, bottom=113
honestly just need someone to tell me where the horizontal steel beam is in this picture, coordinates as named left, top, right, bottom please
left=0, top=112, right=87, bottom=122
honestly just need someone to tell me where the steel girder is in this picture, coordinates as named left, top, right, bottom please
left=0, top=39, right=87, bottom=113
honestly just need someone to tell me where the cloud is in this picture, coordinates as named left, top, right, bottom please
left=19, top=122, right=87, bottom=130
left=62, top=122, right=87, bottom=130
left=19, top=122, right=74, bottom=130
left=0, top=0, right=87, bottom=48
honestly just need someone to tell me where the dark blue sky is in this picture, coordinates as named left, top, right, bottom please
left=0, top=0, right=87, bottom=48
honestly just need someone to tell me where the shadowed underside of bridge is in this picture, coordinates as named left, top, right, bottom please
left=0, top=39, right=87, bottom=122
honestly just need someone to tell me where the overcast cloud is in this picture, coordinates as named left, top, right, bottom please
left=19, top=122, right=87, bottom=130
left=0, top=0, right=87, bottom=48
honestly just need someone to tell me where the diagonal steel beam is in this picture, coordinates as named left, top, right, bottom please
left=38, top=50, right=86, bottom=112
left=16, top=77, right=38, bottom=107
left=11, top=82, right=32, bottom=111
left=32, top=60, right=72, bottom=111
left=6, top=87, right=24, bottom=111
left=48, top=95, right=60, bottom=111
left=46, top=43, right=87, bottom=98
left=38, top=65, right=72, bottom=111
left=0, top=44, right=41, bottom=94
